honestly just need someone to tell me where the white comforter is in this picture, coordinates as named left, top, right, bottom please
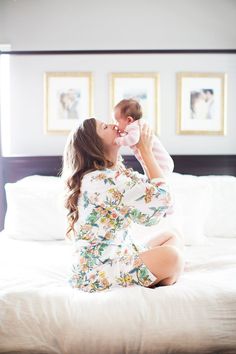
left=0, top=233, right=236, bottom=354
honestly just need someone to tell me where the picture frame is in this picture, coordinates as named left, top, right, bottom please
left=110, top=73, right=160, bottom=134
left=44, top=72, right=93, bottom=134
left=177, top=72, right=227, bottom=135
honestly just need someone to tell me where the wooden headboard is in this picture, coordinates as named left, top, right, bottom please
left=1, top=154, right=236, bottom=231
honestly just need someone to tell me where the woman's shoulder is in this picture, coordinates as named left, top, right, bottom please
left=82, top=169, right=117, bottom=186
left=82, top=166, right=145, bottom=186
left=113, top=164, right=148, bottom=188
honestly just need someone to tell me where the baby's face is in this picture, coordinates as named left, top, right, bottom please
left=114, top=109, right=129, bottom=131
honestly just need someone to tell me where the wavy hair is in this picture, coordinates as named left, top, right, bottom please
left=62, top=118, right=113, bottom=238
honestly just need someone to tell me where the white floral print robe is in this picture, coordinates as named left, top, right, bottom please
left=70, top=165, right=172, bottom=292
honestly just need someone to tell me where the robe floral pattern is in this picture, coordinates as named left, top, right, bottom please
left=70, top=165, right=172, bottom=292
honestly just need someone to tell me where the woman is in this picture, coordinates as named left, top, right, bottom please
left=62, top=118, right=184, bottom=292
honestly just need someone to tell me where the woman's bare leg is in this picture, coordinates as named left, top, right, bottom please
left=139, top=245, right=184, bottom=287
left=146, top=230, right=184, bottom=251
left=138, top=230, right=185, bottom=287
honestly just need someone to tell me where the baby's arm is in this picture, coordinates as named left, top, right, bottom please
left=115, top=124, right=140, bottom=147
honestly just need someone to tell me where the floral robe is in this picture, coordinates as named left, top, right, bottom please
left=70, top=165, right=172, bottom=292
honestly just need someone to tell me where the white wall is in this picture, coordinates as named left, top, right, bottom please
left=0, top=0, right=236, bottom=156
left=5, top=53, right=236, bottom=156
left=1, top=0, right=236, bottom=50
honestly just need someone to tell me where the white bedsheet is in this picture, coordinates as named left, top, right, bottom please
left=0, top=232, right=236, bottom=354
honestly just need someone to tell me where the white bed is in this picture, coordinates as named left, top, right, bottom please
left=0, top=233, right=236, bottom=354
left=0, top=156, right=236, bottom=354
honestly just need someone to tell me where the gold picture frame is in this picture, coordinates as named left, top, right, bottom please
left=110, top=72, right=160, bottom=134
left=44, top=72, right=93, bottom=134
left=177, top=72, right=227, bottom=135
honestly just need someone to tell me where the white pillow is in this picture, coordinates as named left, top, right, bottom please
left=199, top=176, right=236, bottom=238
left=169, top=173, right=212, bottom=245
left=4, top=176, right=67, bottom=241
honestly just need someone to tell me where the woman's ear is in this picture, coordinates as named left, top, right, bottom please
left=127, top=116, right=134, bottom=124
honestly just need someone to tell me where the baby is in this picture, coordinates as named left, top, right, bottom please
left=114, top=99, right=174, bottom=177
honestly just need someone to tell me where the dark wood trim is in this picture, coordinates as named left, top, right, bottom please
left=1, top=154, right=236, bottom=231
left=172, top=155, right=236, bottom=176
left=1, top=49, right=236, bottom=55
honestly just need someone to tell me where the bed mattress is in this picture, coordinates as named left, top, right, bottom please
left=0, top=232, right=236, bottom=354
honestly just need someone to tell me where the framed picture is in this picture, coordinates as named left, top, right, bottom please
left=110, top=73, right=160, bottom=134
left=44, top=72, right=93, bottom=134
left=177, top=72, right=227, bottom=135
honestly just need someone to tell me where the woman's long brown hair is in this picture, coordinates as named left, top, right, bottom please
left=62, top=118, right=113, bottom=238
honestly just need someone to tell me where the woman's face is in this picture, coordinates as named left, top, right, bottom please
left=96, top=120, right=119, bottom=148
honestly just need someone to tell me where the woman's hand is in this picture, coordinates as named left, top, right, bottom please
left=136, top=122, right=154, bottom=155
left=135, top=122, right=164, bottom=179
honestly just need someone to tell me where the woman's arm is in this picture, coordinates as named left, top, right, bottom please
left=114, top=122, right=173, bottom=226
left=135, top=123, right=164, bottom=180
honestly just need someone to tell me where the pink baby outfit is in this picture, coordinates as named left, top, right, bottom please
left=115, top=120, right=174, bottom=177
